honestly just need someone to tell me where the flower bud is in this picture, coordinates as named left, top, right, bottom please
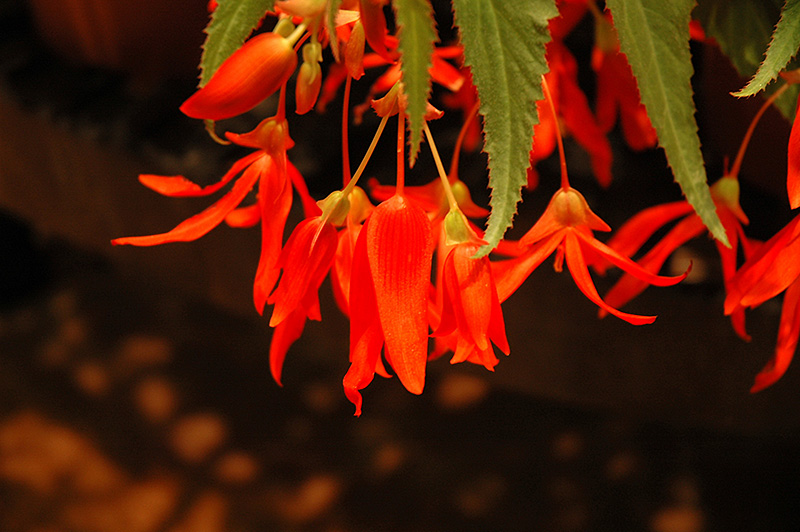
left=295, top=42, right=323, bottom=115
left=181, top=33, right=298, bottom=121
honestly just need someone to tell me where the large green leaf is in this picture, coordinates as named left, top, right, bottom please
left=734, top=0, right=800, bottom=97
left=394, top=0, right=437, bottom=165
left=695, top=0, right=798, bottom=119
left=200, top=0, right=275, bottom=86
left=452, top=0, right=558, bottom=254
left=607, top=0, right=728, bottom=246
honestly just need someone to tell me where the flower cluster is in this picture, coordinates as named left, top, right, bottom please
left=114, top=0, right=800, bottom=412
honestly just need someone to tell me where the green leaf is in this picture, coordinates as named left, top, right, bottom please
left=200, top=0, right=275, bottom=86
left=394, top=0, right=437, bottom=165
left=607, top=0, right=728, bottom=246
left=452, top=0, right=558, bottom=254
left=695, top=0, right=798, bottom=119
left=734, top=0, right=800, bottom=97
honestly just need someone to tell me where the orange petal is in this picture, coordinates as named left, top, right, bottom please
left=180, top=33, right=298, bottom=120
left=225, top=204, right=261, bottom=228
left=269, top=308, right=308, bottom=386
left=268, top=217, right=338, bottom=327
left=564, top=232, right=656, bottom=325
left=359, top=0, right=393, bottom=61
left=138, top=152, right=263, bottom=197
left=602, top=215, right=702, bottom=314
left=367, top=195, right=433, bottom=394
left=596, top=201, right=694, bottom=274
left=751, top=277, right=800, bottom=392
left=574, top=229, right=689, bottom=288
left=253, top=156, right=293, bottom=314
left=111, top=154, right=265, bottom=246
left=788, top=93, right=800, bottom=209
left=727, top=214, right=800, bottom=312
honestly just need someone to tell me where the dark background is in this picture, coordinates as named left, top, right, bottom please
left=1, top=0, right=799, bottom=530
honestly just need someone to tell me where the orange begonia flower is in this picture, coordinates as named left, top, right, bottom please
left=180, top=32, right=297, bottom=121
left=435, top=234, right=509, bottom=371
left=725, top=214, right=800, bottom=392
left=493, top=187, right=688, bottom=325
left=112, top=117, right=314, bottom=317
left=343, top=194, right=434, bottom=415
left=598, top=176, right=755, bottom=339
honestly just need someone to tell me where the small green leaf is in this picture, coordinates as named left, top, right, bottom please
left=394, top=0, right=437, bottom=165
left=452, top=0, right=558, bottom=254
left=200, top=0, right=275, bottom=87
left=733, top=0, right=800, bottom=97
left=607, top=0, right=728, bottom=246
left=695, top=0, right=798, bottom=119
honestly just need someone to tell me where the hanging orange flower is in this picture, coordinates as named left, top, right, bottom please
left=343, top=194, right=434, bottom=415
left=725, top=214, right=800, bottom=392
left=180, top=32, right=297, bottom=120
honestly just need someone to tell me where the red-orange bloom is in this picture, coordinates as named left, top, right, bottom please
left=725, top=214, right=800, bottom=392
left=112, top=117, right=312, bottom=319
left=592, top=12, right=657, bottom=151
left=343, top=194, right=433, bottom=415
left=435, top=237, right=509, bottom=371
left=598, top=176, right=755, bottom=339
left=788, top=93, right=800, bottom=209
left=493, top=187, right=688, bottom=324
left=180, top=32, right=297, bottom=120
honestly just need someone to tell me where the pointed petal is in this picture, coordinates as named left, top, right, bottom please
left=225, top=204, right=261, bottom=228
left=751, top=277, right=800, bottom=392
left=574, top=229, right=689, bottom=288
left=343, top=319, right=385, bottom=416
left=269, top=308, right=308, bottom=386
left=112, top=155, right=264, bottom=246
left=331, top=224, right=361, bottom=316
left=596, top=201, right=693, bottom=274
left=367, top=195, right=433, bottom=395
left=253, top=156, right=293, bottom=314
left=564, top=232, right=656, bottom=325
left=138, top=152, right=264, bottom=198
left=359, top=0, right=393, bottom=61
left=725, top=214, right=800, bottom=313
left=429, top=54, right=464, bottom=92
left=268, top=218, right=338, bottom=327
left=602, top=215, right=702, bottom=313
left=788, top=94, right=800, bottom=209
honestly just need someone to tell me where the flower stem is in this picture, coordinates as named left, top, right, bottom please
left=286, top=22, right=309, bottom=47
left=541, top=75, right=570, bottom=189
left=342, top=75, right=352, bottom=186
left=449, top=101, right=480, bottom=179
left=728, top=82, right=790, bottom=179
left=340, top=112, right=391, bottom=198
left=424, top=121, right=459, bottom=211
left=397, top=111, right=405, bottom=196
